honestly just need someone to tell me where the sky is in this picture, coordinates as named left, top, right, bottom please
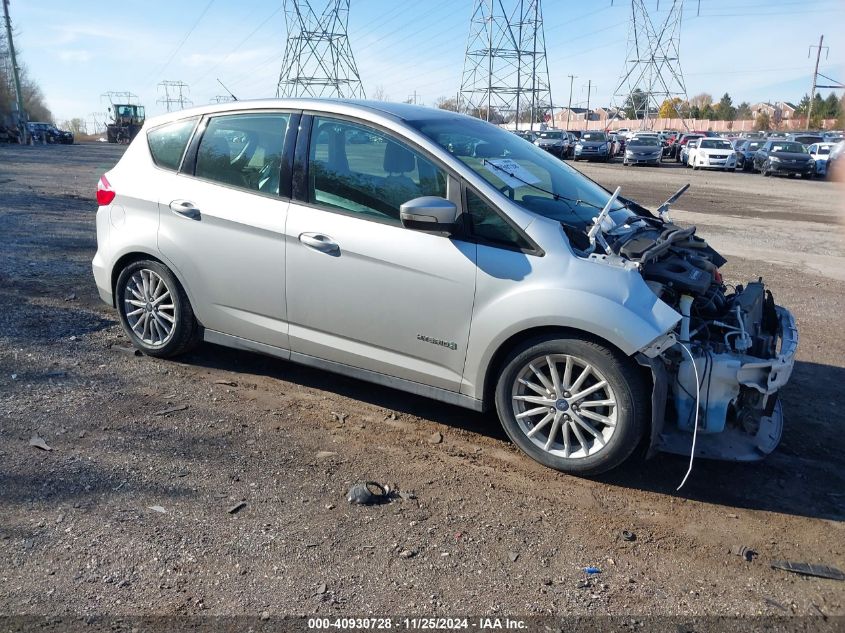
left=9, top=0, right=845, bottom=126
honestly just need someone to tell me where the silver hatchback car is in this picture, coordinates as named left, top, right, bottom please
left=93, top=100, right=797, bottom=475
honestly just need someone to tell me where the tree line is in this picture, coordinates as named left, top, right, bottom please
left=625, top=88, right=844, bottom=128
left=0, top=31, right=53, bottom=126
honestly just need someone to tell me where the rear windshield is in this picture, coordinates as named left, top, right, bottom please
left=581, top=132, right=606, bottom=141
left=771, top=142, right=805, bottom=153
left=630, top=137, right=660, bottom=146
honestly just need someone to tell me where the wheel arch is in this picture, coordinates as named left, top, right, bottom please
left=479, top=325, right=650, bottom=411
left=110, top=250, right=197, bottom=316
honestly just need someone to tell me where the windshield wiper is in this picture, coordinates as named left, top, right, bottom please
left=481, top=158, right=605, bottom=214
left=656, top=183, right=690, bottom=222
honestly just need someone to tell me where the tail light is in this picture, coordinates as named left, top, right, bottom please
left=96, top=174, right=115, bottom=206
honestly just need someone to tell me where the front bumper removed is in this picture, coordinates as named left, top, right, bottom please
left=645, top=306, right=798, bottom=461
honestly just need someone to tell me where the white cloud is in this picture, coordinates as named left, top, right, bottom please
left=182, top=47, right=275, bottom=68
left=58, top=50, right=93, bottom=63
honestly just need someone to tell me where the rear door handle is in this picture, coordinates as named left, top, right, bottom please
left=299, top=232, right=339, bottom=255
left=169, top=199, right=201, bottom=220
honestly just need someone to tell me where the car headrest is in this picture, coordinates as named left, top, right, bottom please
left=383, top=141, right=416, bottom=174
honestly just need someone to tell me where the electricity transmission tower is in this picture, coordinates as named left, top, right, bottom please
left=459, top=0, right=554, bottom=129
left=276, top=0, right=365, bottom=99
left=157, top=80, right=193, bottom=112
left=210, top=95, right=235, bottom=104
left=612, top=0, right=689, bottom=130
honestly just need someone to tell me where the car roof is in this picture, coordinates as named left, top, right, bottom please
left=142, top=98, right=473, bottom=128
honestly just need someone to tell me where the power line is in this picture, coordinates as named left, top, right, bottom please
left=148, top=0, right=216, bottom=85
left=192, top=5, right=282, bottom=87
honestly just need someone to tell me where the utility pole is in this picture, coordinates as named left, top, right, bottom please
left=566, top=74, right=577, bottom=130
left=584, top=80, right=594, bottom=130
left=807, top=34, right=827, bottom=125
left=2, top=0, right=27, bottom=143
left=407, top=90, right=419, bottom=105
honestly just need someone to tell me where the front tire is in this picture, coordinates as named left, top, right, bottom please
left=494, top=335, right=648, bottom=475
left=115, top=260, right=199, bottom=358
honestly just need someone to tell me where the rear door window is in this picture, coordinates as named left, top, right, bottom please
left=147, top=117, right=199, bottom=171
left=194, top=113, right=291, bottom=195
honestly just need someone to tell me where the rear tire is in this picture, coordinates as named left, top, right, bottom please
left=115, top=260, right=199, bottom=358
left=494, top=335, right=648, bottom=475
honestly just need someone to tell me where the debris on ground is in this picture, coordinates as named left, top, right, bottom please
left=427, top=431, right=443, bottom=444
left=213, top=379, right=238, bottom=387
left=622, top=530, right=636, bottom=542
left=316, top=583, right=328, bottom=595
left=508, top=552, right=519, bottom=563
left=763, top=597, right=788, bottom=612
left=770, top=561, right=845, bottom=581
left=64, top=292, right=76, bottom=301
left=315, top=451, right=337, bottom=459
left=227, top=501, right=247, bottom=515
left=331, top=411, right=348, bottom=423
left=398, top=549, right=416, bottom=559
left=731, top=545, right=758, bottom=562
left=398, top=491, right=417, bottom=501
left=148, top=505, right=167, bottom=514
left=28, top=434, right=52, bottom=451
left=347, top=481, right=389, bottom=505
left=110, top=344, right=141, bottom=356
left=584, top=567, right=602, bottom=574
left=153, top=404, right=188, bottom=416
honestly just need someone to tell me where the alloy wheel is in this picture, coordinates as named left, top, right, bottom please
left=122, top=268, right=176, bottom=346
left=510, top=354, right=618, bottom=459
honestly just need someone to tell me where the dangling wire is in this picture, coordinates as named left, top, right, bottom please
left=676, top=341, right=700, bottom=491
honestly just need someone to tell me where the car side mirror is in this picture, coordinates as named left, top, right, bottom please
left=400, top=196, right=458, bottom=233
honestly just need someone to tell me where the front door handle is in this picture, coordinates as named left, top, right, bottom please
left=169, top=199, right=201, bottom=220
left=299, top=232, right=339, bottom=255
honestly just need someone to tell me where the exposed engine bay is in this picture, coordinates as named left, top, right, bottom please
left=582, top=186, right=798, bottom=461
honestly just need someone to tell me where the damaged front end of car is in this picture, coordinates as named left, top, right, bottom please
left=585, top=186, right=799, bottom=462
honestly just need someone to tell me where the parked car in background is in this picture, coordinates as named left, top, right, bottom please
left=827, top=140, right=845, bottom=179
left=534, top=129, right=568, bottom=158
left=512, top=129, right=538, bottom=143
left=734, top=139, right=765, bottom=171
left=822, top=131, right=843, bottom=143
left=808, top=142, right=836, bottom=177
left=688, top=137, right=737, bottom=171
left=0, top=124, right=21, bottom=143
left=671, top=133, right=704, bottom=161
left=608, top=132, right=625, bottom=157
left=573, top=131, right=611, bottom=162
left=624, top=136, right=662, bottom=166
left=92, top=98, right=797, bottom=475
left=789, top=134, right=824, bottom=147
left=681, top=138, right=699, bottom=166
left=753, top=140, right=814, bottom=178
left=26, top=122, right=74, bottom=144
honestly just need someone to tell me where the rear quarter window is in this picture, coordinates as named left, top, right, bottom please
left=147, top=118, right=199, bottom=171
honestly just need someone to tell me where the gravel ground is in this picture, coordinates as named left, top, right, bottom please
left=1, top=143, right=844, bottom=620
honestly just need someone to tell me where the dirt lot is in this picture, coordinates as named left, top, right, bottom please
left=1, top=143, right=844, bottom=620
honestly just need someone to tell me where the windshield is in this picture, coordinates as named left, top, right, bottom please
left=409, top=116, right=634, bottom=229
left=771, top=142, right=805, bottom=153
left=538, top=131, right=562, bottom=139
left=581, top=132, right=606, bottom=141
left=700, top=139, right=733, bottom=150
left=629, top=137, right=660, bottom=146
